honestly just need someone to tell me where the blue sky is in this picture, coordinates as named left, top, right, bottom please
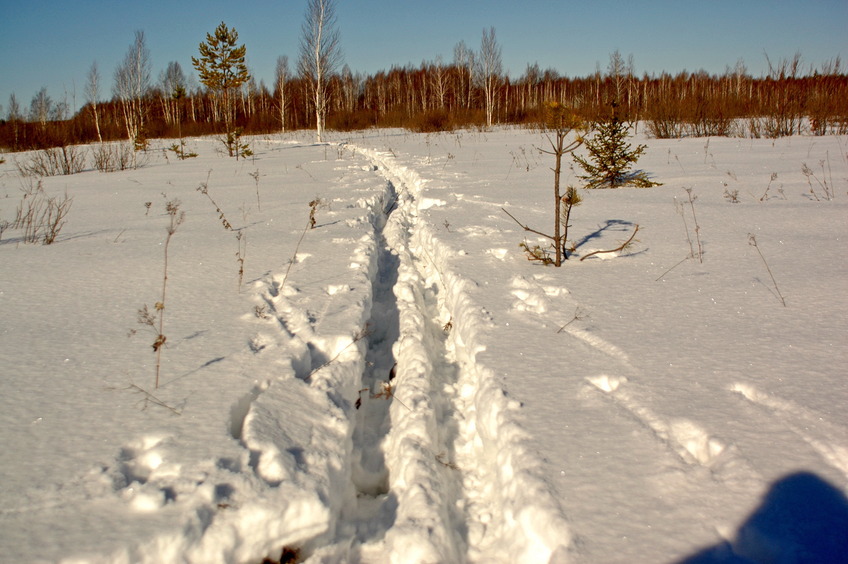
left=2, top=0, right=846, bottom=116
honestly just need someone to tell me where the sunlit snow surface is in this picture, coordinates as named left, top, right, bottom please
left=1, top=129, right=846, bottom=563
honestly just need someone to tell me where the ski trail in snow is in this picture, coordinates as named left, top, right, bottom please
left=730, top=382, right=848, bottom=480
left=354, top=171, right=467, bottom=562
left=348, top=146, right=572, bottom=563
left=509, top=273, right=634, bottom=368
left=279, top=162, right=468, bottom=562
left=586, top=376, right=763, bottom=490
left=588, top=376, right=724, bottom=466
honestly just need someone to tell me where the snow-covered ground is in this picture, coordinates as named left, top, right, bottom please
left=1, top=127, right=846, bottom=564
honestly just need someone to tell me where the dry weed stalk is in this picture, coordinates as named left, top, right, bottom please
left=683, top=187, right=704, bottom=262
left=760, top=172, right=778, bottom=201
left=308, top=197, right=323, bottom=228
left=236, top=231, right=247, bottom=291
left=197, top=172, right=233, bottom=230
left=356, top=362, right=411, bottom=412
left=659, top=188, right=703, bottom=279
left=138, top=198, right=185, bottom=389
left=280, top=217, right=310, bottom=290
left=280, top=198, right=325, bottom=290
left=309, top=325, right=373, bottom=380
left=655, top=255, right=691, bottom=281
left=801, top=159, right=834, bottom=201
left=197, top=172, right=249, bottom=289
left=124, top=383, right=183, bottom=415
left=557, top=306, right=589, bottom=333
left=723, top=188, right=740, bottom=203
left=748, top=234, right=787, bottom=307
left=249, top=169, right=262, bottom=211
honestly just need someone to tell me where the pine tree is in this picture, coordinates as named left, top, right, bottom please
left=573, top=101, right=660, bottom=188
left=191, top=22, right=250, bottom=143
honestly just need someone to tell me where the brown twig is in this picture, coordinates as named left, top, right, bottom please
left=579, top=224, right=640, bottom=261
left=501, top=207, right=554, bottom=241
left=748, top=234, right=787, bottom=307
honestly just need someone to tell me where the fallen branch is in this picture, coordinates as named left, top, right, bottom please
left=579, top=225, right=640, bottom=261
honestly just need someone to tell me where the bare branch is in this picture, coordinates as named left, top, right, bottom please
left=579, top=224, right=640, bottom=261
left=501, top=207, right=555, bottom=240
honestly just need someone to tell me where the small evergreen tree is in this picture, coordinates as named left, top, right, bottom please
left=573, top=101, right=660, bottom=188
left=191, top=22, right=250, bottom=152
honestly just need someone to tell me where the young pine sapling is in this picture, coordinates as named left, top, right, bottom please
left=573, top=100, right=661, bottom=189
left=503, top=101, right=586, bottom=266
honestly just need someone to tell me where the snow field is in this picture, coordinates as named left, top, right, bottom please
left=1, top=128, right=847, bottom=563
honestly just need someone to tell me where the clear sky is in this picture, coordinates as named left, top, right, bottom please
left=2, top=0, right=846, bottom=116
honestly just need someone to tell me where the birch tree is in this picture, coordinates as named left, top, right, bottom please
left=430, top=56, right=447, bottom=110
left=85, top=62, right=102, bottom=142
left=7, top=93, right=21, bottom=148
left=113, top=30, right=151, bottom=147
left=453, top=40, right=475, bottom=110
left=298, top=0, right=342, bottom=142
left=274, top=55, right=290, bottom=131
left=30, top=87, right=52, bottom=127
left=478, top=27, right=502, bottom=128
left=160, top=61, right=187, bottom=127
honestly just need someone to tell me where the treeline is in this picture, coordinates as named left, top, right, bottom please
left=2, top=54, right=846, bottom=152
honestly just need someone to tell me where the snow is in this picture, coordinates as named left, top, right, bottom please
left=1, top=128, right=846, bottom=563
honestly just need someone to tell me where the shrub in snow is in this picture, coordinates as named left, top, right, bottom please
left=12, top=179, right=73, bottom=244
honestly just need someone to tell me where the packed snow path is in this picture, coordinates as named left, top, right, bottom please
left=217, top=143, right=571, bottom=562
left=304, top=145, right=572, bottom=562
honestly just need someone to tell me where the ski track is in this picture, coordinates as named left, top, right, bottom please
left=730, top=382, right=848, bottom=481
left=205, top=144, right=572, bottom=562
left=346, top=145, right=572, bottom=563
left=586, top=375, right=762, bottom=487
left=503, top=265, right=768, bottom=494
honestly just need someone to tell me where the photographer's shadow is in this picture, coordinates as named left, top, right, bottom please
left=678, top=471, right=848, bottom=563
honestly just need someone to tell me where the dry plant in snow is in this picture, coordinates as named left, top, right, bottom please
left=748, top=234, right=787, bottom=307
left=13, top=179, right=73, bottom=244
left=136, top=198, right=185, bottom=389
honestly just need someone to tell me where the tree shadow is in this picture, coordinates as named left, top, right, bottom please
left=677, top=471, right=848, bottom=564
left=573, top=219, right=634, bottom=250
